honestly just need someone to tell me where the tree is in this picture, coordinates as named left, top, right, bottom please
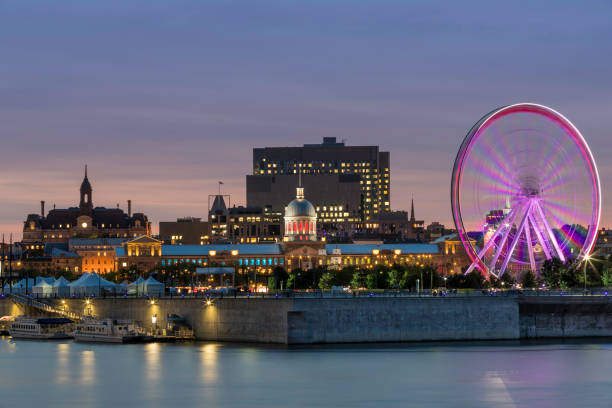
left=270, top=266, right=289, bottom=290
left=365, top=272, right=377, bottom=289
left=521, top=270, right=536, bottom=288
left=463, top=271, right=484, bottom=289
left=387, top=269, right=401, bottom=289
left=541, top=258, right=563, bottom=288
left=335, top=267, right=355, bottom=287
left=350, top=270, right=368, bottom=289
left=318, top=272, right=335, bottom=290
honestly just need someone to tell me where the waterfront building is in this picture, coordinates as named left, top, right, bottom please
left=227, top=205, right=282, bottom=243
left=159, top=217, right=211, bottom=245
left=594, top=228, right=612, bottom=256
left=115, top=235, right=163, bottom=272
left=206, top=194, right=283, bottom=244
left=426, top=221, right=449, bottom=240
left=113, top=236, right=470, bottom=278
left=69, top=238, right=127, bottom=274
left=22, top=167, right=150, bottom=246
left=247, top=137, right=390, bottom=222
left=284, top=183, right=317, bottom=242
left=22, top=248, right=81, bottom=275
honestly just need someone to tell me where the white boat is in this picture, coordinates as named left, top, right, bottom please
left=0, top=316, right=15, bottom=335
left=9, top=317, right=74, bottom=340
left=73, top=318, right=147, bottom=343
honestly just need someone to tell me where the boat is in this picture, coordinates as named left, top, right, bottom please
left=0, top=316, right=15, bottom=335
left=9, top=317, right=74, bottom=340
left=73, top=318, right=147, bottom=343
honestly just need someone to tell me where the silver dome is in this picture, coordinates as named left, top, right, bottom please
left=285, top=198, right=316, bottom=218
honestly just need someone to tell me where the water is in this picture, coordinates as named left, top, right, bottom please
left=1, top=338, right=611, bottom=408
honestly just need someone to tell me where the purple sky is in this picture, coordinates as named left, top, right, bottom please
left=1, top=0, right=611, bottom=239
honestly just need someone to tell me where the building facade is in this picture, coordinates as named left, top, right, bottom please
left=247, top=137, right=390, bottom=222
left=22, top=167, right=150, bottom=246
left=159, top=217, right=211, bottom=245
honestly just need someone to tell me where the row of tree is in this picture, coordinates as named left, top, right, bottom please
left=14, top=255, right=612, bottom=291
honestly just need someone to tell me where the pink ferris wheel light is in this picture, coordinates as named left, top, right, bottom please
left=451, top=103, right=601, bottom=277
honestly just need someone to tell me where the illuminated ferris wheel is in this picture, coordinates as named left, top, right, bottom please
left=451, top=103, right=601, bottom=277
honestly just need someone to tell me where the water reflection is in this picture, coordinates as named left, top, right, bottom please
left=0, top=339, right=611, bottom=408
left=483, top=372, right=517, bottom=408
left=80, top=349, right=96, bottom=385
left=56, top=343, right=70, bottom=384
left=200, top=343, right=219, bottom=383
left=144, top=342, right=161, bottom=383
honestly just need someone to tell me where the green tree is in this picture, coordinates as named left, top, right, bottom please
left=365, top=272, right=377, bottom=289
left=521, top=270, right=536, bottom=288
left=387, top=269, right=401, bottom=289
left=350, top=270, right=368, bottom=289
left=541, top=258, right=563, bottom=288
left=318, top=272, right=335, bottom=290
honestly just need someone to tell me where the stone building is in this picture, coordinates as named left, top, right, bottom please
left=22, top=167, right=150, bottom=246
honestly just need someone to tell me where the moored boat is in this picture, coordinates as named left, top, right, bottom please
left=9, top=317, right=74, bottom=340
left=74, top=318, right=147, bottom=343
left=0, top=316, right=15, bottom=335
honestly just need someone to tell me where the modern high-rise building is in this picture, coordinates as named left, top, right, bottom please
left=247, top=137, right=390, bottom=222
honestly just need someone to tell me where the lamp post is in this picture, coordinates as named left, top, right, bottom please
left=583, top=254, right=591, bottom=293
left=208, top=250, right=216, bottom=291
left=444, top=276, right=447, bottom=290
left=231, top=249, right=239, bottom=288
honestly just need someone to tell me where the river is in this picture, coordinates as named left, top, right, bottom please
left=0, top=337, right=611, bottom=407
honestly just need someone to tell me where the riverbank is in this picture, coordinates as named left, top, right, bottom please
left=2, top=295, right=612, bottom=344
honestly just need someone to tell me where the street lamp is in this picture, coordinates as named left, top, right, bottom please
left=231, top=250, right=239, bottom=288
left=583, top=254, right=591, bottom=293
left=443, top=276, right=447, bottom=289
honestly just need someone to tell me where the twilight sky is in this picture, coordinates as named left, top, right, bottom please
left=1, top=0, right=611, bottom=239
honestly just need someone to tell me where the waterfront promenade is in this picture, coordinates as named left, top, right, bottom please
left=3, top=293, right=612, bottom=344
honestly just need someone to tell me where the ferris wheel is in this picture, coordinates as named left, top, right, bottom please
left=451, top=103, right=601, bottom=277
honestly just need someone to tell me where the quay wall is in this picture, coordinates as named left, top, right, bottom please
left=519, top=296, right=612, bottom=339
left=2, top=295, right=612, bottom=344
left=288, top=297, right=519, bottom=343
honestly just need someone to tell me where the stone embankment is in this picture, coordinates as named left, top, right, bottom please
left=2, top=295, right=612, bottom=344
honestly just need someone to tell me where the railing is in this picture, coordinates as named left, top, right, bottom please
left=10, top=294, right=82, bottom=320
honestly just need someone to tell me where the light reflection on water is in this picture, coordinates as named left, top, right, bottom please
left=0, top=339, right=611, bottom=408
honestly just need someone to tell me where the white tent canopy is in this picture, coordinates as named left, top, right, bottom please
left=143, top=276, right=164, bottom=297
left=69, top=272, right=118, bottom=296
left=3, top=277, right=51, bottom=295
left=53, top=276, right=71, bottom=297
left=32, top=279, right=53, bottom=297
left=127, top=277, right=145, bottom=295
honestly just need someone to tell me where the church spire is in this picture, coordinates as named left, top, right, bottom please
left=80, top=165, right=93, bottom=215
left=410, top=196, right=415, bottom=222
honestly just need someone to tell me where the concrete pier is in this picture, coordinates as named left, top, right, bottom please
left=2, top=295, right=612, bottom=344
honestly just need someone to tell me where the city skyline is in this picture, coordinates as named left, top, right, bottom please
left=1, top=1, right=611, bottom=239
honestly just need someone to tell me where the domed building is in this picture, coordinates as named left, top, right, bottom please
left=284, top=184, right=317, bottom=242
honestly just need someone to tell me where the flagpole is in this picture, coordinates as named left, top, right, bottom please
left=9, top=233, right=13, bottom=295
left=1, top=233, right=4, bottom=294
